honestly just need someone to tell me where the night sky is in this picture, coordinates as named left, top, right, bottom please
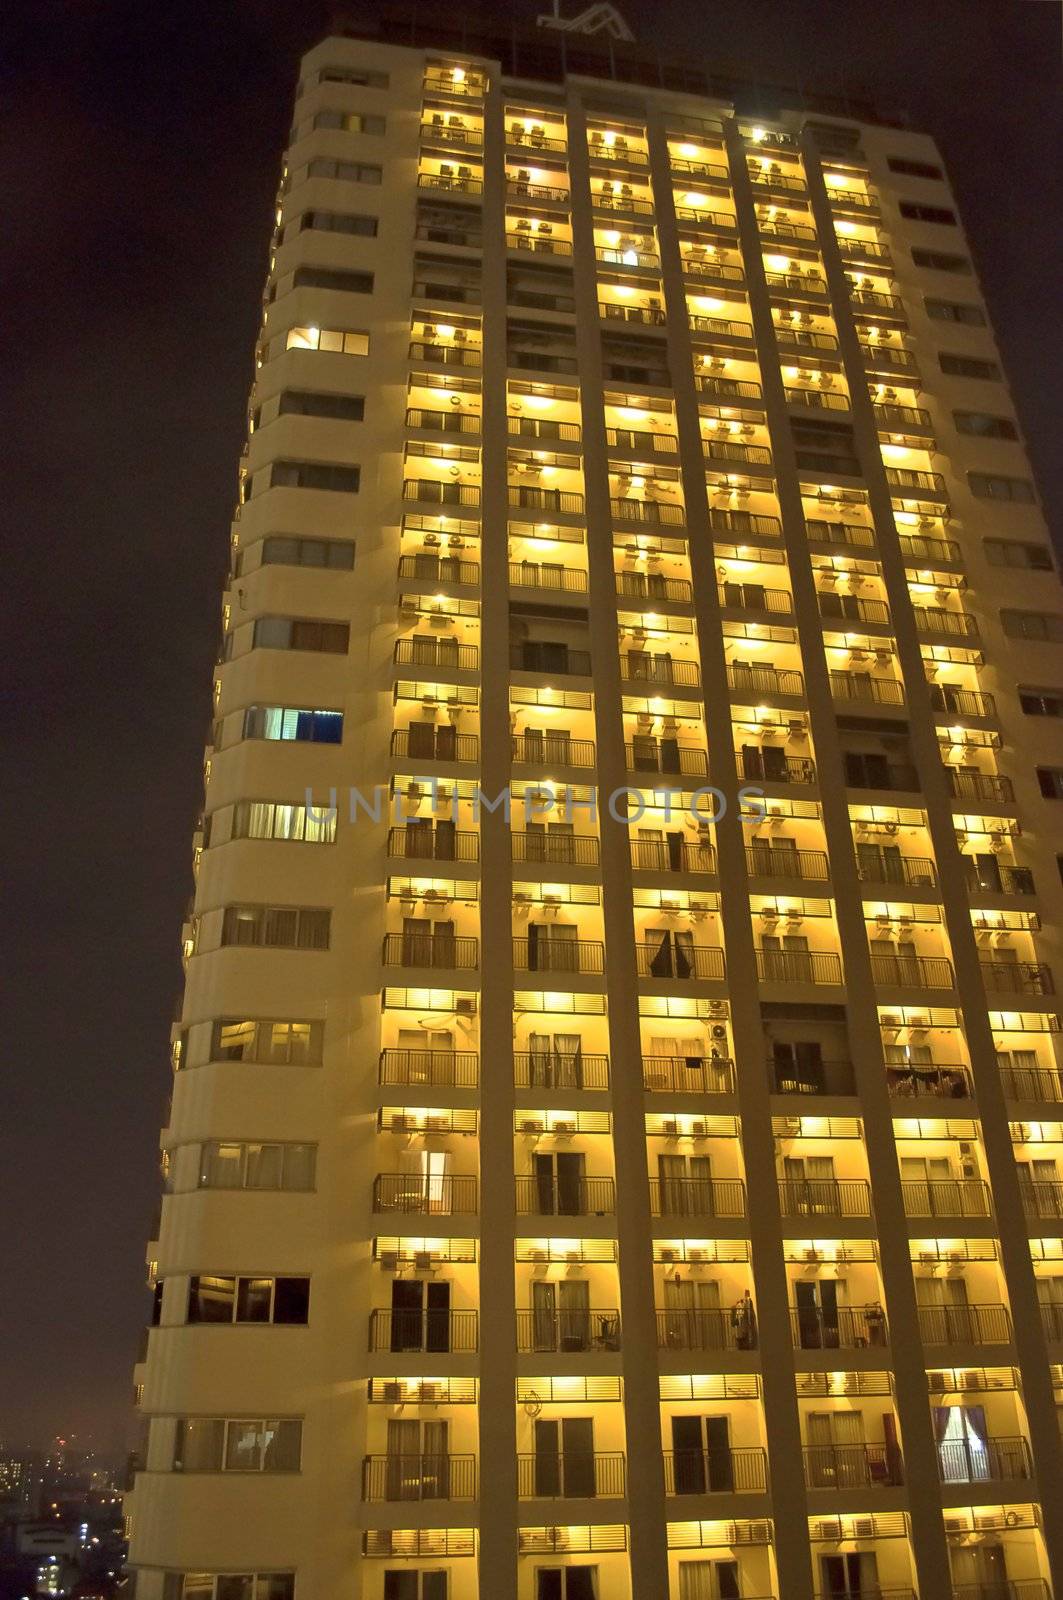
left=3, top=0, right=1060, bottom=1451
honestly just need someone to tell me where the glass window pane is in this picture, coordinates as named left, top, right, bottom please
left=224, top=1420, right=265, bottom=1471
left=244, top=1144, right=284, bottom=1189
left=263, top=1419, right=302, bottom=1471
left=188, top=1275, right=236, bottom=1323
left=175, top=1418, right=225, bottom=1471
left=282, top=1144, right=316, bottom=1190
left=273, top=1278, right=311, bottom=1324
left=236, top=1278, right=273, bottom=1323
left=201, top=1144, right=244, bottom=1188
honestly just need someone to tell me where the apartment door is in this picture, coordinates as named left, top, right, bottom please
left=534, top=1150, right=585, bottom=1215
left=1017, top=1157, right=1063, bottom=1218
left=651, top=1033, right=707, bottom=1085
left=749, top=833, right=799, bottom=877
left=383, top=1568, right=448, bottom=1600
left=397, top=1027, right=454, bottom=1086
left=663, top=1276, right=721, bottom=1349
left=949, top=1544, right=1008, bottom=1598
left=534, top=1416, right=596, bottom=1497
left=527, top=920, right=578, bottom=972
left=390, top=1279, right=451, bottom=1353
left=857, top=840, right=904, bottom=883
left=969, top=850, right=1003, bottom=891
left=771, top=1039, right=824, bottom=1093
left=783, top=1154, right=837, bottom=1214
left=670, top=1414, right=733, bottom=1493
left=528, top=1031, right=584, bottom=1089
left=386, top=1418, right=449, bottom=1499
left=535, top=1568, right=598, bottom=1600
left=658, top=1153, right=713, bottom=1216
left=1038, top=1275, right=1063, bottom=1340
left=521, top=726, right=572, bottom=764
left=647, top=926, right=695, bottom=978
left=525, top=820, right=575, bottom=864
left=531, top=1279, right=591, bottom=1351
left=916, top=1273, right=970, bottom=1341
left=901, top=1154, right=956, bottom=1215
left=806, top=1410, right=865, bottom=1488
left=402, top=917, right=455, bottom=967
left=794, top=1278, right=839, bottom=1349
left=820, top=1551, right=879, bottom=1596
left=678, top=1560, right=741, bottom=1599
left=760, top=932, right=811, bottom=980
left=407, top=720, right=438, bottom=759
left=404, top=817, right=436, bottom=859
left=934, top=1404, right=991, bottom=1482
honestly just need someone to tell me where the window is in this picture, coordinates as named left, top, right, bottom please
left=285, top=325, right=369, bottom=355
left=252, top=617, right=350, bottom=654
left=187, top=1273, right=311, bottom=1324
left=221, top=904, right=331, bottom=949
left=306, top=156, right=383, bottom=185
left=164, top=1577, right=294, bottom=1600
left=312, top=109, right=386, bottom=135
left=173, top=1418, right=302, bottom=1473
left=292, top=265, right=375, bottom=295
left=888, top=155, right=943, bottom=180
left=939, top=352, right=1001, bottom=381
left=243, top=704, right=344, bottom=742
left=211, top=1017, right=323, bottom=1065
left=1037, top=769, right=1063, bottom=801
left=954, top=410, right=1016, bottom=439
left=1020, top=689, right=1063, bottom=719
left=927, top=299, right=985, bottom=326
left=384, top=1575, right=448, bottom=1600
left=900, top=200, right=956, bottom=224
left=230, top=800, right=336, bottom=845
left=535, top=1570, right=598, bottom=1600
left=911, top=247, right=970, bottom=273
left=984, top=539, right=1053, bottom=571
left=198, top=1141, right=317, bottom=1190
left=269, top=461, right=361, bottom=493
left=290, top=209, right=377, bottom=238
left=318, top=65, right=389, bottom=88
left=969, top=471, right=1036, bottom=503
left=257, top=535, right=354, bottom=571
left=1002, top=610, right=1063, bottom=642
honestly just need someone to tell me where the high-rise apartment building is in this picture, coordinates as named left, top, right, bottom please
left=128, top=12, right=1063, bottom=1600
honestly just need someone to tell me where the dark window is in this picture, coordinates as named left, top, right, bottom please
left=969, top=472, right=1036, bottom=503
left=151, top=1281, right=164, bottom=1325
left=277, top=391, right=365, bottom=421
left=900, top=200, right=956, bottom=224
left=292, top=266, right=375, bottom=294
left=939, top=352, right=1001, bottom=380
left=1037, top=768, right=1063, bottom=800
left=790, top=417, right=860, bottom=477
left=187, top=1275, right=310, bottom=1325
left=253, top=617, right=350, bottom=653
left=269, top=461, right=361, bottom=492
left=953, top=410, right=1016, bottom=439
left=297, top=209, right=377, bottom=237
left=220, top=905, right=332, bottom=949
left=260, top=535, right=355, bottom=569
left=243, top=705, right=344, bottom=744
left=306, top=157, right=383, bottom=185
left=984, top=539, right=1053, bottom=571
left=912, top=247, right=970, bottom=273
left=273, top=1277, right=312, bottom=1324
left=318, top=66, right=389, bottom=88
left=926, top=299, right=985, bottom=326
left=1020, top=689, right=1063, bottom=718
left=888, top=155, right=943, bottom=180
left=1002, top=610, right=1063, bottom=642
left=312, top=109, right=386, bottom=135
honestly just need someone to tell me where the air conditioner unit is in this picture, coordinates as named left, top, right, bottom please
left=690, top=1120, right=707, bottom=1137
left=709, top=1000, right=727, bottom=1016
left=521, top=1117, right=545, bottom=1135
left=423, top=533, right=441, bottom=547
left=455, top=996, right=478, bottom=1015
left=379, top=1250, right=399, bottom=1271
left=711, top=1024, right=728, bottom=1040
left=384, top=1381, right=404, bottom=1404
left=391, top=1113, right=414, bottom=1134
left=663, top=1118, right=679, bottom=1137
left=553, top=1119, right=575, bottom=1136
left=851, top=1516, right=875, bottom=1540
left=424, top=1115, right=447, bottom=1133
left=659, top=1247, right=677, bottom=1262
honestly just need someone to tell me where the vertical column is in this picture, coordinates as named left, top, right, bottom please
left=566, top=97, right=671, bottom=1600
left=804, top=140, right=1063, bottom=1592
left=477, top=71, right=520, bottom=1600
left=647, top=114, right=814, bottom=1599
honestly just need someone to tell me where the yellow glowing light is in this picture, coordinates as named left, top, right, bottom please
left=436, top=324, right=456, bottom=339
left=750, top=127, right=767, bottom=143
left=697, top=296, right=726, bottom=312
left=451, top=66, right=466, bottom=83
left=683, top=191, right=706, bottom=207
left=766, top=254, right=791, bottom=272
left=603, top=130, right=616, bottom=147
left=677, top=142, right=698, bottom=158
left=604, top=230, right=620, bottom=246
left=835, top=220, right=857, bottom=235
left=522, top=394, right=554, bottom=411
left=615, top=284, right=636, bottom=298
left=622, top=249, right=639, bottom=265
left=824, top=172, right=844, bottom=187
left=630, top=475, right=646, bottom=489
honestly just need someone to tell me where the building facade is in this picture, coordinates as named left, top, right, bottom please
left=128, top=18, right=1063, bottom=1600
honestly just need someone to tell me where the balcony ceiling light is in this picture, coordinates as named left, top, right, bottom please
left=766, top=254, right=790, bottom=272
left=750, top=127, right=767, bottom=143
left=683, top=191, right=706, bottom=207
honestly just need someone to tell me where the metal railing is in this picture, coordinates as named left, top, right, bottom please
left=674, top=205, right=736, bottom=229
left=382, top=933, right=479, bottom=970
left=790, top=1304, right=889, bottom=1349
left=818, top=595, right=890, bottom=626
left=846, top=761, right=921, bottom=792
left=966, top=863, right=1035, bottom=896
left=917, top=1304, right=1011, bottom=1346
left=649, top=1177, right=746, bottom=1217
left=829, top=673, right=905, bottom=706
left=600, top=299, right=664, bottom=323
left=664, top=1447, right=767, bottom=1494
left=420, top=123, right=483, bottom=149
left=709, top=507, right=780, bottom=536
left=507, top=415, right=581, bottom=442
left=778, top=1179, right=871, bottom=1217
left=899, top=531, right=961, bottom=563
left=610, top=497, right=685, bottom=526
left=699, top=375, right=764, bottom=402
left=397, top=554, right=479, bottom=585
left=509, top=645, right=592, bottom=676
left=512, top=734, right=596, bottom=767
left=657, top=1306, right=758, bottom=1352
left=756, top=950, right=844, bottom=985
left=372, top=1173, right=478, bottom=1214
left=999, top=1065, right=1063, bottom=1102
left=952, top=1583, right=1048, bottom=1600
left=636, top=943, right=726, bottom=980
left=402, top=478, right=481, bottom=506
left=390, top=728, right=479, bottom=763
left=774, top=326, right=839, bottom=353
left=874, top=401, right=932, bottom=430
left=607, top=426, right=678, bottom=455
left=379, top=1048, right=479, bottom=1088
left=616, top=572, right=691, bottom=603
left=363, top=1453, right=476, bottom=1501
left=769, top=1058, right=856, bottom=1095
left=368, top=1308, right=478, bottom=1352
left=517, top=1451, right=626, bottom=1499
left=856, top=855, right=937, bottom=887
left=885, top=1062, right=972, bottom=1100
left=509, top=349, right=580, bottom=374
left=887, top=467, right=948, bottom=495
left=705, top=439, right=773, bottom=466
left=507, top=179, right=571, bottom=202
left=516, top=1309, right=620, bottom=1352
left=1021, top=1182, right=1063, bottom=1221
left=804, top=1443, right=902, bottom=1489
left=620, top=655, right=701, bottom=688
left=514, top=1051, right=610, bottom=1090
left=870, top=953, right=954, bottom=989
left=718, top=584, right=791, bottom=613
left=805, top=517, right=876, bottom=549
left=394, top=638, right=478, bottom=671
left=739, top=751, right=817, bottom=786
left=417, top=172, right=484, bottom=195
left=595, top=245, right=658, bottom=269
left=682, top=257, right=746, bottom=285
left=861, top=344, right=920, bottom=374
left=1040, top=1303, right=1063, bottom=1341
left=508, top=232, right=573, bottom=256
left=506, top=129, right=566, bottom=152
left=643, top=1055, right=735, bottom=1094
left=767, top=270, right=827, bottom=296
left=746, top=846, right=829, bottom=880
left=748, top=171, right=808, bottom=197
left=515, top=1175, right=616, bottom=1216
left=757, top=218, right=817, bottom=244
left=900, top=1178, right=991, bottom=1217
left=513, top=937, right=605, bottom=975
left=828, top=186, right=879, bottom=211
left=727, top=664, right=805, bottom=697
left=408, top=341, right=481, bottom=367
left=631, top=839, right=717, bottom=874
left=947, top=769, right=1013, bottom=803
left=980, top=961, right=1054, bottom=996
left=936, top=1435, right=1031, bottom=1484
left=509, top=561, right=588, bottom=593
left=671, top=157, right=729, bottom=181
left=387, top=827, right=479, bottom=862
left=511, top=832, right=600, bottom=867
left=785, top=386, right=851, bottom=411
left=507, top=485, right=584, bottom=514
left=690, top=314, right=753, bottom=340
left=405, top=406, right=480, bottom=434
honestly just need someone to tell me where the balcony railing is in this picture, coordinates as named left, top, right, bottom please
left=517, top=1450, right=625, bottom=1499
left=610, top=497, right=685, bottom=526
left=846, top=761, right=920, bottom=793
left=885, top=1061, right=971, bottom=1099
left=830, top=673, right=905, bottom=706
left=403, top=478, right=481, bottom=507
left=767, top=270, right=827, bottom=296
left=379, top=1048, right=479, bottom=1088
left=887, top=466, right=948, bottom=496
left=606, top=426, right=678, bottom=455
left=739, top=751, right=817, bottom=786
left=657, top=1306, right=758, bottom=1352
left=616, top=574, right=693, bottom=608
left=398, top=554, right=479, bottom=586
left=1021, top=1182, right=1063, bottom=1221
left=966, top=863, right=1035, bottom=896
left=507, top=485, right=584, bottom=514
left=514, top=1051, right=610, bottom=1090
left=643, top=1055, right=735, bottom=1094
left=664, top=1447, right=767, bottom=1495
left=372, top=1173, right=478, bottom=1214
left=791, top=1304, right=888, bottom=1350
left=390, top=728, right=479, bottom=764
left=818, top=595, right=890, bottom=625
left=506, top=128, right=566, bottom=152
left=769, top=1058, right=856, bottom=1096
left=690, top=314, right=754, bottom=341
left=837, top=236, right=893, bottom=266
left=508, top=415, right=581, bottom=442
left=805, top=517, right=876, bottom=550
left=512, top=734, right=596, bottom=767
left=387, top=827, right=480, bottom=862
left=620, top=655, right=701, bottom=689
left=394, top=638, right=479, bottom=671
left=874, top=401, right=933, bottom=430
left=417, top=170, right=483, bottom=194
left=515, top=1174, right=616, bottom=1216
left=508, top=232, right=573, bottom=256
left=408, top=341, right=481, bottom=367
left=509, top=644, right=592, bottom=677
left=857, top=855, right=936, bottom=888
left=870, top=953, right=954, bottom=990
left=804, top=1443, right=902, bottom=1489
left=595, top=245, right=658, bottom=269
left=516, top=1309, right=620, bottom=1352
left=363, top=1453, right=476, bottom=1502
left=746, top=846, right=829, bottom=881
left=774, top=326, right=839, bottom=353
left=682, top=256, right=746, bottom=285
left=511, top=832, right=600, bottom=867
left=756, top=950, right=844, bottom=985
left=699, top=376, right=764, bottom=403
left=899, top=531, right=962, bottom=563
left=709, top=507, right=780, bottom=537
left=952, top=1584, right=1049, bottom=1600
left=718, top=584, right=791, bottom=614
left=727, top=664, right=805, bottom=698
left=601, top=299, right=665, bottom=324
left=631, top=838, right=717, bottom=874
left=636, top=942, right=726, bottom=981
left=981, top=961, right=1053, bottom=996
left=382, top=933, right=479, bottom=971
left=1040, top=1303, right=1063, bottom=1341
left=947, top=769, right=1013, bottom=803
left=861, top=344, right=919, bottom=375
left=649, top=1177, right=746, bottom=1217
left=917, top=1304, right=1011, bottom=1346
left=507, top=179, right=571, bottom=203
left=705, top=438, right=773, bottom=466
left=785, top=386, right=851, bottom=412
left=512, top=936, right=605, bottom=975
left=936, top=1435, right=1031, bottom=1484
left=1000, top=1064, right=1063, bottom=1103
left=405, top=406, right=481, bottom=434
left=778, top=1179, right=872, bottom=1218
left=900, top=1178, right=991, bottom=1218
left=368, top=1308, right=478, bottom=1353
left=850, top=287, right=904, bottom=315
left=757, top=217, right=817, bottom=244
left=509, top=560, right=588, bottom=593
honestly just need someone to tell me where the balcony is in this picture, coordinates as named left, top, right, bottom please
left=408, top=341, right=481, bottom=368
left=620, top=655, right=702, bottom=689
left=830, top=673, right=905, bottom=707
left=785, top=386, right=851, bottom=412
left=514, top=1051, right=610, bottom=1090
left=403, top=478, right=481, bottom=508
left=398, top=553, right=479, bottom=586
left=506, top=126, right=566, bottom=153
left=727, top=664, right=804, bottom=698
left=915, top=606, right=979, bottom=640
left=965, top=863, right=1035, bottom=897
left=601, top=299, right=665, bottom=325
left=515, top=1172, right=616, bottom=1217
left=874, top=401, right=933, bottom=431
left=718, top=584, right=792, bottom=615
left=382, top=932, right=479, bottom=971
left=861, top=344, right=919, bottom=377
left=756, top=950, right=844, bottom=986
left=682, top=256, right=746, bottom=287
left=952, top=1585, right=1049, bottom=1600
left=507, top=485, right=584, bottom=515
left=636, top=942, right=726, bottom=981
left=517, top=1450, right=625, bottom=1499
left=774, top=327, right=839, bottom=354
left=387, top=827, right=480, bottom=863
left=511, top=832, right=600, bottom=867
left=513, top=937, right=604, bottom=976
left=885, top=1061, right=972, bottom=1100
left=1041, top=1303, right=1063, bottom=1341
left=899, top=530, right=961, bottom=563
left=886, top=467, right=948, bottom=498
left=769, top=1058, right=856, bottom=1096
left=746, top=846, right=829, bottom=881
left=509, top=644, right=592, bottom=677
left=644, top=1055, right=735, bottom=1094
left=778, top=1179, right=872, bottom=1219
left=1021, top=1182, right=1063, bottom=1222
left=845, top=760, right=920, bottom=794
left=947, top=770, right=1013, bottom=804
left=850, top=287, right=905, bottom=315
left=649, top=1177, right=746, bottom=1217
left=766, top=269, right=827, bottom=297
left=372, top=1173, right=478, bottom=1215
left=837, top=236, right=893, bottom=267
left=900, top=1179, right=991, bottom=1218
left=627, top=741, right=710, bottom=780
left=699, top=375, right=765, bottom=404
left=507, top=178, right=572, bottom=204
left=818, top=595, right=890, bottom=625
left=391, top=728, right=479, bottom=764
left=757, top=217, right=817, bottom=245
left=856, top=855, right=937, bottom=888
left=508, top=415, right=581, bottom=443
left=709, top=507, right=780, bottom=537
left=368, top=1308, right=478, bottom=1353
left=509, top=561, right=588, bottom=594
left=981, top=961, right=1053, bottom=996
left=631, top=838, right=717, bottom=875
left=870, top=954, right=954, bottom=991
left=509, top=231, right=573, bottom=257
left=805, top=517, right=876, bottom=551
left=1000, top=1064, right=1063, bottom=1103
left=610, top=497, right=686, bottom=526
left=936, top=1435, right=1031, bottom=1485
left=379, top=1048, right=479, bottom=1088
left=512, top=733, right=596, bottom=768
left=740, top=751, right=817, bottom=787
left=418, top=169, right=483, bottom=196
left=607, top=426, right=678, bottom=457
left=516, top=1308, right=620, bottom=1352
left=363, top=1453, right=477, bottom=1502
left=790, top=1304, right=888, bottom=1350
left=917, top=1304, right=1011, bottom=1346
left=804, top=1442, right=902, bottom=1489
left=705, top=439, right=773, bottom=468
left=595, top=244, right=658, bottom=269
left=394, top=638, right=478, bottom=673
left=657, top=1306, right=758, bottom=1352
left=664, top=1447, right=767, bottom=1495
left=405, top=406, right=481, bottom=436
left=690, top=314, right=754, bottom=342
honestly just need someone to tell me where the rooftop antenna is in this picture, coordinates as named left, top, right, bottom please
left=537, top=1, right=636, bottom=41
